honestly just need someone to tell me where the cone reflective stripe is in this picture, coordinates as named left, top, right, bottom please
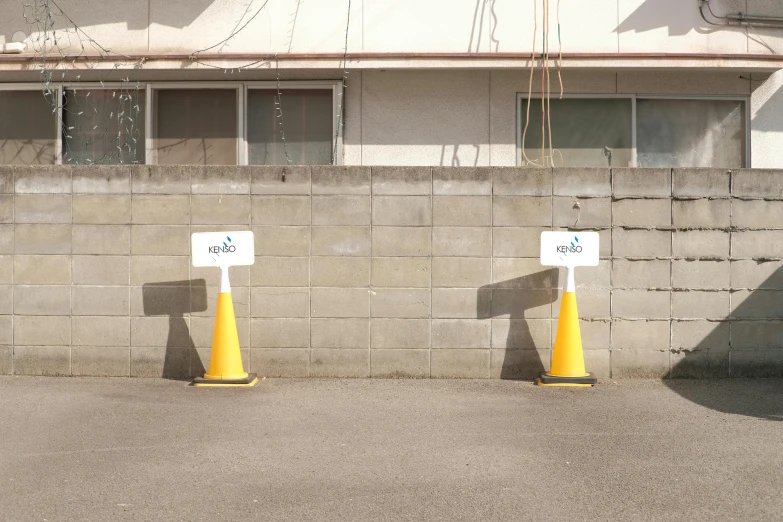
left=193, top=266, right=257, bottom=387
left=537, top=265, right=597, bottom=387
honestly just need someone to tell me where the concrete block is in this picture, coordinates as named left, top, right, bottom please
left=731, top=289, right=783, bottom=319
left=612, top=259, right=670, bottom=288
left=730, top=260, right=783, bottom=289
left=312, top=166, right=370, bottom=195
left=672, top=199, right=729, bottom=228
left=251, top=196, right=310, bottom=225
left=732, top=230, right=783, bottom=259
left=15, top=195, right=71, bottom=223
left=130, top=316, right=193, bottom=348
left=611, top=349, right=670, bottom=378
left=190, top=166, right=250, bottom=194
left=433, top=167, right=491, bottom=195
left=612, top=168, right=671, bottom=198
left=250, top=166, right=311, bottom=195
left=493, top=259, right=557, bottom=288
left=0, top=225, right=12, bottom=253
left=251, top=256, right=309, bottom=287
left=0, top=316, right=10, bottom=345
left=131, top=195, right=190, bottom=224
left=491, top=289, right=554, bottom=319
left=371, top=349, right=429, bottom=378
left=732, top=169, right=783, bottom=198
left=72, top=165, right=130, bottom=194
left=15, top=166, right=71, bottom=193
left=672, top=168, right=730, bottom=198
left=584, top=349, right=612, bottom=379
left=371, top=166, right=431, bottom=195
left=14, top=224, right=71, bottom=254
left=13, top=346, right=71, bottom=376
left=611, top=320, right=670, bottom=351
left=190, top=195, right=251, bottom=225
left=671, top=320, right=729, bottom=351
left=312, top=196, right=371, bottom=225
left=130, top=256, right=188, bottom=284
left=72, top=286, right=129, bottom=316
left=732, top=200, right=783, bottom=229
left=431, top=349, right=489, bottom=378
left=556, top=260, right=611, bottom=289
left=432, top=288, right=491, bottom=319
left=492, top=227, right=547, bottom=258
left=432, top=319, right=491, bottom=348
left=311, top=256, right=370, bottom=287
left=71, top=347, right=129, bottom=377
left=373, top=257, right=431, bottom=288
left=612, top=229, right=671, bottom=258
left=432, top=227, right=490, bottom=257
left=0, top=257, right=9, bottom=284
left=72, top=225, right=129, bottom=255
left=0, top=285, right=11, bottom=314
left=493, top=197, right=551, bottom=226
left=73, top=195, right=131, bottom=224
left=14, top=255, right=71, bottom=284
left=672, top=230, right=729, bottom=258
left=72, top=317, right=130, bottom=347
left=671, top=260, right=730, bottom=289
left=0, top=195, right=11, bottom=223
left=669, top=347, right=730, bottom=378
left=311, top=288, right=369, bottom=318
left=553, top=288, right=610, bottom=319
left=0, top=167, right=11, bottom=194
left=372, top=227, right=430, bottom=257
left=14, top=316, right=70, bottom=345
left=311, top=349, right=369, bottom=378
left=554, top=197, right=611, bottom=228
left=0, top=346, right=11, bottom=375
left=251, top=318, right=310, bottom=348
left=672, top=291, right=730, bottom=319
left=613, top=199, right=670, bottom=227
left=311, top=318, right=369, bottom=348
left=130, top=347, right=189, bottom=379
left=251, top=287, right=310, bottom=318
left=190, top=316, right=249, bottom=349
left=612, top=289, right=670, bottom=319
left=131, top=225, right=189, bottom=255
left=14, top=285, right=70, bottom=315
left=132, top=165, right=189, bottom=194
left=250, top=348, right=310, bottom=377
left=371, top=318, right=430, bottom=349
left=490, top=349, right=549, bottom=379
left=491, top=319, right=551, bottom=350
left=372, top=288, right=430, bottom=318
left=568, top=319, right=610, bottom=350
left=253, top=226, right=310, bottom=256
left=730, top=350, right=783, bottom=378
left=731, top=321, right=783, bottom=350
left=313, top=226, right=371, bottom=256
left=373, top=196, right=432, bottom=226
left=553, top=167, right=611, bottom=197
left=432, top=196, right=491, bottom=226
left=432, top=257, right=489, bottom=287
left=492, top=168, right=551, bottom=196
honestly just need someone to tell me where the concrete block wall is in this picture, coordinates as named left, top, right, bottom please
left=0, top=165, right=781, bottom=379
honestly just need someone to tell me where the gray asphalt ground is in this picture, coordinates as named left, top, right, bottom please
left=0, top=377, right=781, bottom=522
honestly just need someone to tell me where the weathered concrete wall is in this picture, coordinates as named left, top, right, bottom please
left=0, top=165, right=781, bottom=379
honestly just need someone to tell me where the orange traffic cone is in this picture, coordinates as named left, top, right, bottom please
left=193, top=268, right=258, bottom=387
left=537, top=266, right=597, bottom=387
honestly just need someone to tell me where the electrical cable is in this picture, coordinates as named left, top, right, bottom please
left=192, top=0, right=272, bottom=56
left=332, top=0, right=351, bottom=164
left=521, top=0, right=537, bottom=166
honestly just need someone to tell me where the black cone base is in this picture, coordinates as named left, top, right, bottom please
left=537, top=372, right=597, bottom=385
left=192, top=373, right=258, bottom=386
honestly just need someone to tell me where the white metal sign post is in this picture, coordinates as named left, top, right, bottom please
left=538, top=231, right=599, bottom=387
left=191, top=231, right=258, bottom=387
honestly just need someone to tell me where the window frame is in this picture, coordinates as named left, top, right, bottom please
left=0, top=82, right=64, bottom=164
left=516, top=93, right=751, bottom=168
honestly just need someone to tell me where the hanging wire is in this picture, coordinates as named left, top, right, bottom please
left=275, top=55, right=292, bottom=165
left=332, top=0, right=351, bottom=164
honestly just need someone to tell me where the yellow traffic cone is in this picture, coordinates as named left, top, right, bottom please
left=537, top=266, right=597, bottom=387
left=193, top=268, right=258, bottom=387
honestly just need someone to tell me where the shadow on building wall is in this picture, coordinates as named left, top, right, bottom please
left=666, top=264, right=783, bottom=421
left=142, top=279, right=207, bottom=380
left=478, top=269, right=559, bottom=379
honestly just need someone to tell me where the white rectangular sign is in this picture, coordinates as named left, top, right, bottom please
left=540, top=231, right=599, bottom=267
left=192, top=231, right=255, bottom=268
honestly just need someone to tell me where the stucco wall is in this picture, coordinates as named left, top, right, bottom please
left=1, top=165, right=782, bottom=380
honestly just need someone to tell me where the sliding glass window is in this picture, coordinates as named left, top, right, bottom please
left=0, top=89, right=57, bottom=165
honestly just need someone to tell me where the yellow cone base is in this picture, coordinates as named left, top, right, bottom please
left=192, top=291, right=258, bottom=388
left=537, top=291, right=596, bottom=388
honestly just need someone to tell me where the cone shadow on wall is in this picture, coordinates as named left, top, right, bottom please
left=142, top=279, right=208, bottom=380
left=478, top=269, right=559, bottom=379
